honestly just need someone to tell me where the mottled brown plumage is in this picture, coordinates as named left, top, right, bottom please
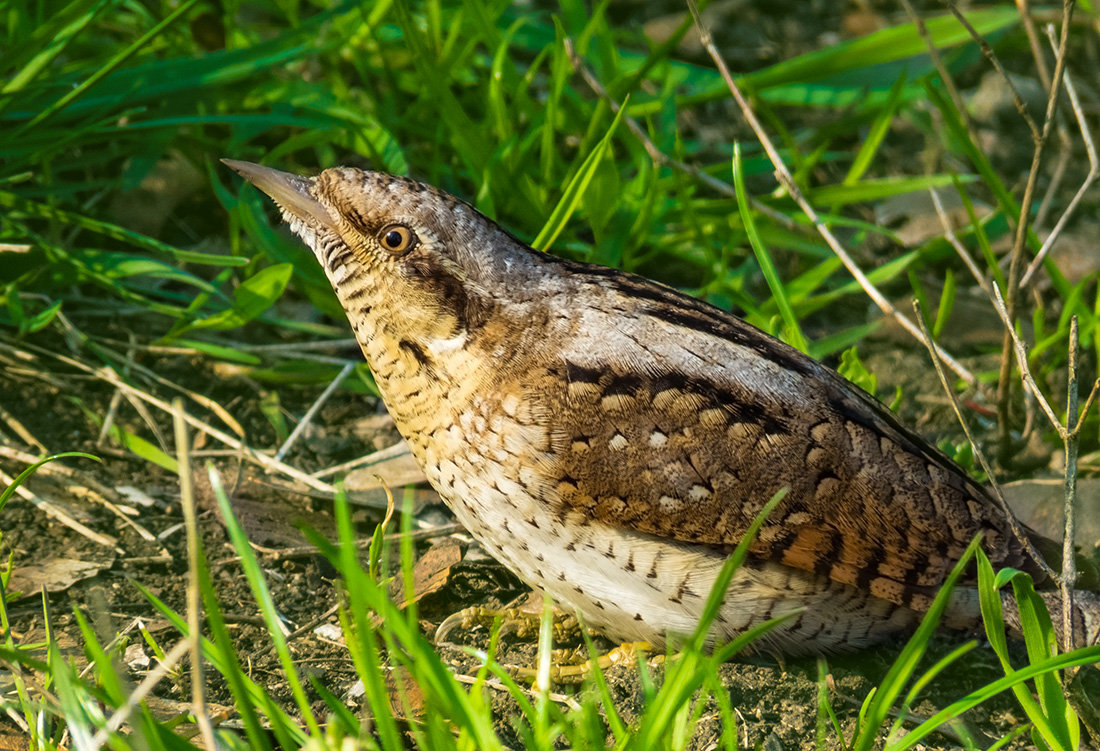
left=224, top=159, right=1099, bottom=654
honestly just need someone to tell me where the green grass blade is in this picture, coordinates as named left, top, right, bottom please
left=207, top=466, right=322, bottom=736
left=0, top=191, right=248, bottom=265
left=0, top=452, right=99, bottom=514
left=17, top=0, right=201, bottom=133
left=532, top=98, right=628, bottom=252
left=852, top=534, right=982, bottom=751
left=747, top=8, right=1020, bottom=91
left=844, top=72, right=908, bottom=186
left=807, top=174, right=969, bottom=207
left=0, top=0, right=112, bottom=99
left=887, top=646, right=1100, bottom=751
left=733, top=142, right=808, bottom=352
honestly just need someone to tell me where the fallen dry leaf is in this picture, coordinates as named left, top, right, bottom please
left=6, top=556, right=112, bottom=597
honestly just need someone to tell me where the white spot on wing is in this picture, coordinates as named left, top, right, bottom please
left=427, top=331, right=468, bottom=358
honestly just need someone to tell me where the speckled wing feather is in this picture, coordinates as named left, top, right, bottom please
left=529, top=262, right=1042, bottom=612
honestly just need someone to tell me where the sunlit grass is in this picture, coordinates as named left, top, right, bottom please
left=2, top=0, right=1098, bottom=747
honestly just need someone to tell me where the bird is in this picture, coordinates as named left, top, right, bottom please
left=223, top=159, right=1099, bottom=655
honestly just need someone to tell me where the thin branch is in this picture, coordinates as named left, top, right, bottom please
left=989, top=283, right=1065, bottom=436
left=1016, top=0, right=1053, bottom=90
left=947, top=1, right=1041, bottom=141
left=686, top=0, right=976, bottom=386
left=927, top=187, right=990, bottom=294
left=996, top=0, right=1075, bottom=454
left=1020, top=24, right=1098, bottom=288
left=1060, top=318, right=1080, bottom=647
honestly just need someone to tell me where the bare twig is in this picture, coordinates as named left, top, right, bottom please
left=686, top=0, right=976, bottom=386
left=927, top=188, right=990, bottom=294
left=1020, top=24, right=1099, bottom=288
left=989, top=284, right=1064, bottom=433
left=995, top=0, right=1075, bottom=455
left=311, top=439, right=410, bottom=480
left=1059, top=318, right=1080, bottom=646
left=275, top=361, right=355, bottom=461
left=948, top=1, right=1041, bottom=140
left=1016, top=0, right=1053, bottom=90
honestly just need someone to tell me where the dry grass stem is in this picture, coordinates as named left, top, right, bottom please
left=564, top=37, right=796, bottom=230
left=311, top=439, right=411, bottom=480
left=172, top=399, right=217, bottom=751
left=55, top=312, right=247, bottom=438
left=0, top=466, right=122, bottom=553
left=274, top=360, right=355, bottom=461
left=97, top=388, right=124, bottom=447
left=450, top=672, right=583, bottom=711
left=2, top=334, right=336, bottom=493
left=234, top=338, right=360, bottom=353
left=1019, top=24, right=1098, bottom=288
left=89, top=638, right=191, bottom=748
left=686, top=0, right=976, bottom=387
left=90, top=365, right=337, bottom=494
left=0, top=403, right=47, bottom=452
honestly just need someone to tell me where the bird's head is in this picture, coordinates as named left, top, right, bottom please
left=222, top=161, right=558, bottom=354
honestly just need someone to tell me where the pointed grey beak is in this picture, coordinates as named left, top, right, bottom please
left=222, top=159, right=334, bottom=229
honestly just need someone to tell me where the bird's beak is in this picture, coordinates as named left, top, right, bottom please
left=221, top=159, right=334, bottom=229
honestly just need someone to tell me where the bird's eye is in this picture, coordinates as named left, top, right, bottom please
left=378, top=224, right=416, bottom=254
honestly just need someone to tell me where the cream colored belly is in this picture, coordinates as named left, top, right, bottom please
left=422, top=449, right=920, bottom=654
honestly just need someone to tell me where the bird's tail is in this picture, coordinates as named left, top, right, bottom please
left=1001, top=588, right=1100, bottom=652
left=944, top=586, right=1100, bottom=653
